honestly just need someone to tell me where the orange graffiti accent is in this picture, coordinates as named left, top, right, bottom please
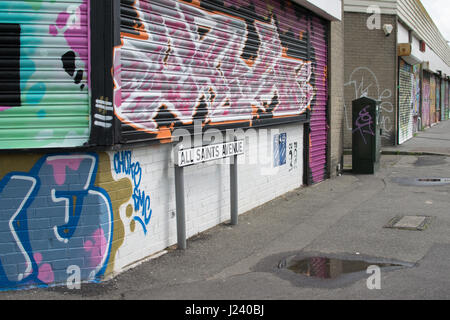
left=121, top=0, right=149, bottom=41
left=299, top=31, right=304, bottom=41
left=156, top=126, right=175, bottom=144
left=181, top=0, right=202, bottom=8
left=244, top=57, right=256, bottom=68
left=281, top=47, right=306, bottom=62
left=251, top=105, right=260, bottom=119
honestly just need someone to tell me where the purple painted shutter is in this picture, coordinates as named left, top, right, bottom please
left=308, top=16, right=328, bottom=184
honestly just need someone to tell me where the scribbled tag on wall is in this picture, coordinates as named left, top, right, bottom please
left=0, top=23, right=21, bottom=109
left=274, top=133, right=287, bottom=168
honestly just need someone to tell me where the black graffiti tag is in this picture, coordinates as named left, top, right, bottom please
left=353, top=106, right=375, bottom=144
left=61, top=51, right=85, bottom=90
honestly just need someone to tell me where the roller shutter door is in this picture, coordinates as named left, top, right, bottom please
left=308, top=15, right=328, bottom=184
left=0, top=0, right=90, bottom=150
left=117, top=0, right=329, bottom=184
left=398, top=59, right=414, bottom=145
left=430, top=74, right=436, bottom=125
left=422, top=71, right=431, bottom=129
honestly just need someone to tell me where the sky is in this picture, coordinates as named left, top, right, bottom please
left=421, top=0, right=450, bottom=42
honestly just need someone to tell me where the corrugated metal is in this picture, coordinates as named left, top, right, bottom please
left=309, top=15, right=328, bottom=184
left=117, top=0, right=328, bottom=184
left=422, top=71, right=430, bottom=128
left=117, top=0, right=317, bottom=137
left=398, top=59, right=414, bottom=144
left=430, top=74, right=436, bottom=125
left=0, top=0, right=90, bottom=150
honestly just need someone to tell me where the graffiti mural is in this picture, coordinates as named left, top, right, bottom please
left=0, top=1, right=90, bottom=150
left=344, top=67, right=394, bottom=142
left=113, top=151, right=153, bottom=235
left=115, top=0, right=319, bottom=139
left=0, top=153, right=133, bottom=290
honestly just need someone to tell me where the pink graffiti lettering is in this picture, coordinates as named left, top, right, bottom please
left=0, top=106, right=12, bottom=112
left=114, top=1, right=313, bottom=132
left=46, top=157, right=84, bottom=186
left=84, top=228, right=107, bottom=268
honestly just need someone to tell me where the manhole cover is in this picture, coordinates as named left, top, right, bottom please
left=392, top=177, right=450, bottom=186
left=384, top=216, right=433, bottom=231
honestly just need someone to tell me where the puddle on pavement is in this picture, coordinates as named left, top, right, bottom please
left=285, top=257, right=402, bottom=280
left=253, top=252, right=414, bottom=288
left=392, top=177, right=450, bottom=186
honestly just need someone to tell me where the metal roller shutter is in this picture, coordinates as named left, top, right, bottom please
left=398, top=59, right=414, bottom=145
left=436, top=77, right=441, bottom=123
left=117, top=1, right=326, bottom=134
left=308, top=15, right=328, bottom=184
left=430, top=74, right=436, bottom=125
left=0, top=0, right=91, bottom=150
left=116, top=0, right=329, bottom=184
left=422, top=71, right=430, bottom=129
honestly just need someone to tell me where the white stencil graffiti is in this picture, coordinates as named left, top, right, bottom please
left=344, top=67, right=394, bottom=141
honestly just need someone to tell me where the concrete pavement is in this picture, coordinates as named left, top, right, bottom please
left=382, top=120, right=450, bottom=156
left=2, top=122, right=450, bottom=300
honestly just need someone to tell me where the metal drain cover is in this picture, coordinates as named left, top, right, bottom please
left=384, top=216, right=433, bottom=231
left=392, top=177, right=450, bottom=186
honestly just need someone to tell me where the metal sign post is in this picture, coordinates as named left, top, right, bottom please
left=174, top=140, right=244, bottom=250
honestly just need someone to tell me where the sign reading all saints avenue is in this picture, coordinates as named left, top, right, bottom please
left=177, top=140, right=244, bottom=167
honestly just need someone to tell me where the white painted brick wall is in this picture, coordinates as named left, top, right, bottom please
left=110, top=122, right=304, bottom=273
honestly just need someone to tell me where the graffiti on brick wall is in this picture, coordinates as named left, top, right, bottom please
left=345, top=67, right=394, bottom=141
left=113, top=151, right=153, bottom=235
left=115, top=0, right=315, bottom=138
left=0, top=1, right=90, bottom=149
left=0, top=153, right=132, bottom=289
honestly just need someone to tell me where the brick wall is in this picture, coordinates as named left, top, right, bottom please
left=111, top=123, right=305, bottom=274
left=329, top=14, right=345, bottom=177
left=0, top=123, right=304, bottom=289
left=344, top=12, right=398, bottom=148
